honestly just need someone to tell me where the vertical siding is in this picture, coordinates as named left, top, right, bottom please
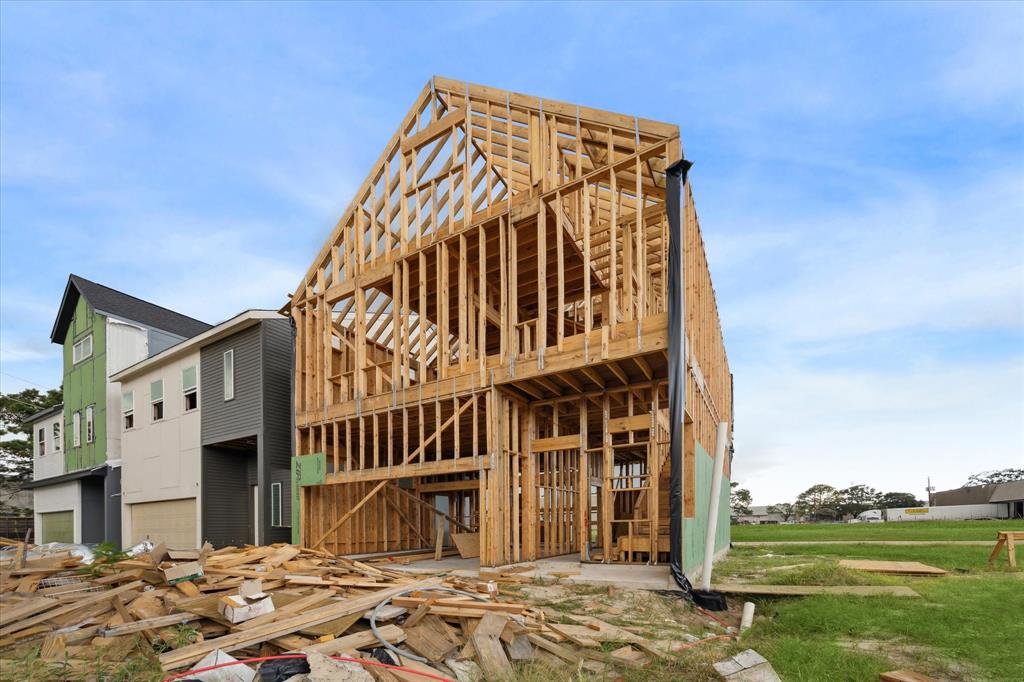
left=63, top=297, right=107, bottom=472
left=200, top=324, right=262, bottom=444
left=201, top=445, right=256, bottom=547
left=682, top=440, right=731, bottom=575
left=261, top=319, right=294, bottom=543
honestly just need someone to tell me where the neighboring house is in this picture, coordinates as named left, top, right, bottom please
left=111, top=311, right=293, bottom=549
left=23, top=275, right=210, bottom=546
left=931, top=480, right=1024, bottom=520
left=734, top=505, right=786, bottom=525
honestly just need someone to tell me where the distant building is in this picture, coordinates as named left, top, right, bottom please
left=931, top=481, right=1024, bottom=520
left=734, top=505, right=787, bottom=525
left=22, top=275, right=211, bottom=545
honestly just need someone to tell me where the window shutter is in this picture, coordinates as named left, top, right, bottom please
left=151, top=379, right=163, bottom=402
left=123, top=391, right=134, bottom=412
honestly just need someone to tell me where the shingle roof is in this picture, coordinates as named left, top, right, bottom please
left=50, top=275, right=211, bottom=343
left=989, top=480, right=1024, bottom=503
left=24, top=403, right=63, bottom=424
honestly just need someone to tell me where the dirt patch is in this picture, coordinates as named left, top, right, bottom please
left=837, top=638, right=977, bottom=681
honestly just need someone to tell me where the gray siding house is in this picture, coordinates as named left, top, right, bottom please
left=111, top=311, right=294, bottom=549
left=200, top=317, right=294, bottom=546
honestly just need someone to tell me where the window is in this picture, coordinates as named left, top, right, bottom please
left=85, top=405, right=95, bottom=443
left=151, top=379, right=164, bottom=421
left=72, top=334, right=93, bottom=364
left=123, top=391, right=134, bottom=430
left=38, top=428, right=46, bottom=456
left=52, top=422, right=61, bottom=451
left=271, top=482, right=283, bottom=527
left=73, top=411, right=81, bottom=447
left=182, top=365, right=198, bottom=412
left=223, top=350, right=234, bottom=401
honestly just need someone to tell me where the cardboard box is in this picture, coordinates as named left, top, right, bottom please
left=164, top=561, right=204, bottom=584
left=217, top=592, right=275, bottom=624
left=188, top=649, right=255, bottom=682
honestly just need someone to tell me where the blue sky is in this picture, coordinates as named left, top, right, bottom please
left=1, top=1, right=1021, bottom=503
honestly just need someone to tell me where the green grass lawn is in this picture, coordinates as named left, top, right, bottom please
left=721, top=532, right=1024, bottom=681
left=731, top=519, right=1024, bottom=542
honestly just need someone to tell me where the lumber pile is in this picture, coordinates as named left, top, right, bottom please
left=0, top=540, right=674, bottom=679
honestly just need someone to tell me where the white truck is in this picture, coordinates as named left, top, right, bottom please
left=882, top=504, right=1001, bottom=522
left=852, top=505, right=1002, bottom=522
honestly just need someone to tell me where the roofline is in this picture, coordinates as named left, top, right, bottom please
left=49, top=277, right=78, bottom=343
left=21, top=465, right=108, bottom=490
left=51, top=274, right=210, bottom=344
left=110, top=309, right=283, bottom=381
left=24, top=403, right=64, bottom=424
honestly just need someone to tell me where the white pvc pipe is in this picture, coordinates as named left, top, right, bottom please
left=740, top=601, right=755, bottom=631
left=700, top=421, right=729, bottom=591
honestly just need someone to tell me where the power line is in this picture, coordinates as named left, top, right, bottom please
left=0, top=371, right=59, bottom=392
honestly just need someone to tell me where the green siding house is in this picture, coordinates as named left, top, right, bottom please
left=25, top=275, right=210, bottom=546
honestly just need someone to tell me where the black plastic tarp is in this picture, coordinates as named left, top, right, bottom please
left=666, top=158, right=694, bottom=597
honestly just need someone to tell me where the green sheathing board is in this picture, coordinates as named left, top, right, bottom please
left=682, top=439, right=731, bottom=574
left=62, top=297, right=107, bottom=473
left=290, top=452, right=326, bottom=543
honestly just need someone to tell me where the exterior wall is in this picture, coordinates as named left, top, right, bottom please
left=261, top=319, right=294, bottom=543
left=200, top=320, right=293, bottom=546
left=105, top=318, right=149, bottom=465
left=120, top=349, right=202, bottom=545
left=33, top=481, right=81, bottom=543
left=63, top=297, right=107, bottom=473
left=201, top=324, right=262, bottom=444
left=682, top=440, right=731, bottom=575
left=32, top=412, right=65, bottom=480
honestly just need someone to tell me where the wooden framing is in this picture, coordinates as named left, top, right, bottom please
left=289, top=77, right=732, bottom=566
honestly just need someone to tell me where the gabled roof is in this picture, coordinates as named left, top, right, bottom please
left=24, top=403, right=63, bottom=424
left=50, top=275, right=211, bottom=344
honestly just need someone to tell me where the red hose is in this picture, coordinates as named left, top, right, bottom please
left=161, top=653, right=454, bottom=681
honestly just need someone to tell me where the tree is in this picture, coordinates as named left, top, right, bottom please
left=767, top=502, right=795, bottom=522
left=876, top=492, right=924, bottom=509
left=795, top=484, right=839, bottom=520
left=0, top=387, right=63, bottom=483
left=964, top=469, right=1024, bottom=487
left=837, top=484, right=879, bottom=517
left=730, top=481, right=752, bottom=517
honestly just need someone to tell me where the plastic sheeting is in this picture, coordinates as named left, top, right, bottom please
left=666, top=158, right=694, bottom=598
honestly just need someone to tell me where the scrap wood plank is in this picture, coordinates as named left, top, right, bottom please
left=712, top=584, right=920, bottom=597
left=564, top=615, right=645, bottom=643
left=101, top=612, right=202, bottom=637
left=298, top=623, right=405, bottom=655
left=451, top=532, right=480, bottom=559
left=0, top=595, right=60, bottom=624
left=527, top=632, right=582, bottom=664
left=471, top=612, right=513, bottom=679
left=880, top=671, right=940, bottom=682
left=403, top=614, right=462, bottom=662
left=839, top=560, right=947, bottom=576
left=0, top=580, right=145, bottom=636
left=391, top=596, right=524, bottom=613
left=158, top=580, right=433, bottom=669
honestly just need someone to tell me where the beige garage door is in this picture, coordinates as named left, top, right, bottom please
left=40, top=511, right=74, bottom=543
left=130, top=498, right=197, bottom=548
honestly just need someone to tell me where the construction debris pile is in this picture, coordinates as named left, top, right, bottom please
left=1, top=540, right=699, bottom=680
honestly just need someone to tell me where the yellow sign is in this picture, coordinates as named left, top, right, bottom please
left=905, top=508, right=929, bottom=515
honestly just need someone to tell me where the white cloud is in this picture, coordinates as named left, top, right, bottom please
left=735, top=355, right=1024, bottom=504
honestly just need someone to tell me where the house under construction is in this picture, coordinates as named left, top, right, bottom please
left=288, top=77, right=732, bottom=573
